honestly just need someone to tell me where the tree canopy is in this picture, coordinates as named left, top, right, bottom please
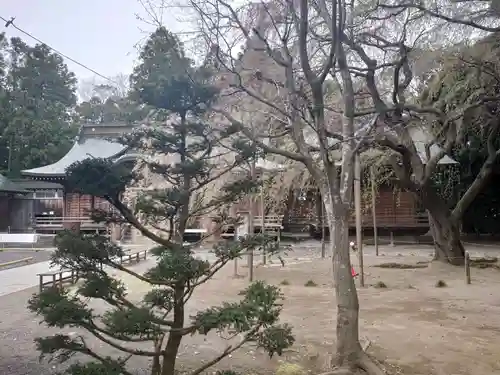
left=0, top=33, right=78, bottom=175
left=421, top=32, right=500, bottom=234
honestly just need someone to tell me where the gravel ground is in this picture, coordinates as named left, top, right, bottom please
left=0, top=250, right=52, bottom=271
left=0, top=245, right=319, bottom=375
left=0, top=287, right=56, bottom=375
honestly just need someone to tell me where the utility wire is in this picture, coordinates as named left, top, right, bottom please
left=0, top=15, right=115, bottom=83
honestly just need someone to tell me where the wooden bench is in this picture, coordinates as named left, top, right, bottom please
left=0, top=233, right=39, bottom=249
left=38, top=269, right=80, bottom=293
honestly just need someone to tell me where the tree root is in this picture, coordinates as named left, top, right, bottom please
left=319, top=350, right=385, bottom=375
left=357, top=351, right=385, bottom=375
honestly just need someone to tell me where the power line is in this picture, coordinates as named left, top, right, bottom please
left=0, top=15, right=115, bottom=83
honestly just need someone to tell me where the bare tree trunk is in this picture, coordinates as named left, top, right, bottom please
left=428, top=210, right=465, bottom=265
left=330, top=210, right=361, bottom=367
left=421, top=185, right=465, bottom=265
left=327, top=207, right=383, bottom=375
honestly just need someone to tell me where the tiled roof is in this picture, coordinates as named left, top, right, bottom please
left=9, top=179, right=64, bottom=190
left=0, top=175, right=29, bottom=193
left=21, top=138, right=127, bottom=177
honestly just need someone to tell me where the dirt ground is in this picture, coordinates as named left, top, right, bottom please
left=101, top=245, right=500, bottom=375
left=1, top=244, right=499, bottom=375
left=248, top=250, right=500, bottom=375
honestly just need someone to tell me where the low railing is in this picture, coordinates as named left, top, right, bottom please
left=254, top=215, right=284, bottom=229
left=285, top=212, right=429, bottom=228
left=38, top=249, right=148, bottom=293
left=34, top=216, right=106, bottom=228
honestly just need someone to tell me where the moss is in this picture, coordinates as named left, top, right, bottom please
left=275, top=363, right=306, bottom=375
left=435, top=280, right=447, bottom=288
left=304, top=280, right=317, bottom=287
left=374, top=281, right=388, bottom=288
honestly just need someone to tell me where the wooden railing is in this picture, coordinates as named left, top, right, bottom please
left=38, top=249, right=148, bottom=293
left=34, top=216, right=106, bottom=228
left=285, top=212, right=429, bottom=228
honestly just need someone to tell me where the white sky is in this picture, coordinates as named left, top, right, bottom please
left=1, top=0, right=186, bottom=82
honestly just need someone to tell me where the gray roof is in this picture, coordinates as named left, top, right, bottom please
left=0, top=175, right=29, bottom=194
left=21, top=138, right=127, bottom=177
left=10, top=179, right=64, bottom=190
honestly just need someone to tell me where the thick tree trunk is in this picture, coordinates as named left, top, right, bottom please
left=420, top=185, right=465, bottom=265
left=326, top=209, right=383, bottom=375
left=161, top=284, right=185, bottom=375
left=418, top=147, right=498, bottom=266
left=321, top=205, right=380, bottom=375
left=330, top=212, right=361, bottom=367
left=428, top=210, right=465, bottom=265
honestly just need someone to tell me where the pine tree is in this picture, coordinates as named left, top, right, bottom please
left=0, top=35, right=78, bottom=175
left=28, top=27, right=293, bottom=375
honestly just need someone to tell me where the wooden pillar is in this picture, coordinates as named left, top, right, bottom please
left=370, top=167, right=379, bottom=256
left=248, top=160, right=256, bottom=282
left=111, top=224, right=121, bottom=242
left=62, top=191, right=67, bottom=218
left=354, top=153, right=364, bottom=287
left=260, top=176, right=266, bottom=265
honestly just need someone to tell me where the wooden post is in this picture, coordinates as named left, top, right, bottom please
left=136, top=252, right=140, bottom=263
left=370, top=166, right=379, bottom=256
left=390, top=231, right=395, bottom=247
left=52, top=274, right=56, bottom=289
left=465, top=251, right=471, bottom=284
left=260, top=177, right=266, bottom=265
left=354, top=153, right=364, bottom=287
left=39, top=274, right=43, bottom=294
left=248, top=159, right=256, bottom=282
left=321, top=194, right=326, bottom=258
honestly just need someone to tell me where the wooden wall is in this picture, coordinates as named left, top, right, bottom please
left=62, top=187, right=424, bottom=230
left=65, top=193, right=113, bottom=217
left=0, top=196, right=10, bottom=231
left=8, top=195, right=64, bottom=232
left=230, top=195, right=282, bottom=217
left=282, top=186, right=424, bottom=228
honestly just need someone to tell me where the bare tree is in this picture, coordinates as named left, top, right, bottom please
left=78, top=74, right=130, bottom=102
left=309, top=0, right=500, bottom=265
left=187, top=0, right=384, bottom=374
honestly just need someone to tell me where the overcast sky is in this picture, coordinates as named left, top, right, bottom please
left=1, top=0, right=185, bottom=82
